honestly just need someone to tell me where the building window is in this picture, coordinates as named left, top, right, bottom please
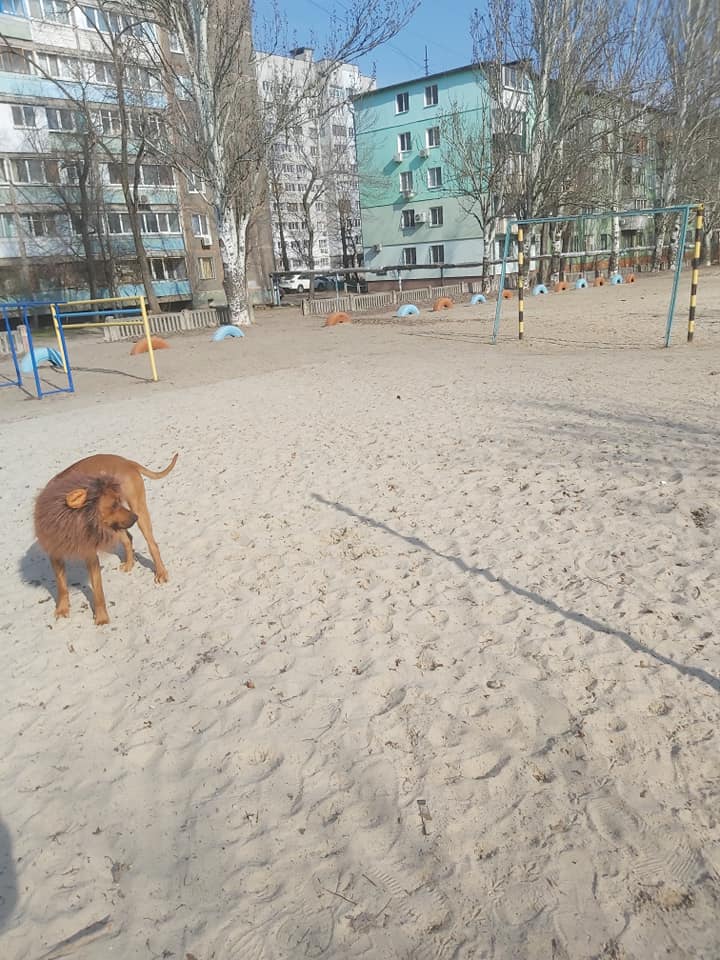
left=28, top=0, right=71, bottom=23
left=430, top=244, right=445, bottom=264
left=0, top=0, right=25, bottom=16
left=426, top=126, right=440, bottom=148
left=22, top=213, right=64, bottom=238
left=402, top=247, right=417, bottom=265
left=0, top=48, right=30, bottom=74
left=502, top=65, right=530, bottom=92
left=401, top=209, right=416, bottom=228
left=191, top=213, right=210, bottom=238
left=107, top=163, right=174, bottom=187
left=329, top=84, right=343, bottom=101
left=80, top=5, right=109, bottom=32
left=34, top=52, right=77, bottom=79
left=92, top=60, right=115, bottom=84
left=430, top=205, right=444, bottom=226
left=12, top=105, right=37, bottom=129
left=400, top=171, right=413, bottom=192
left=424, top=84, right=438, bottom=107
left=0, top=213, right=16, bottom=238
left=11, top=158, right=59, bottom=183
left=106, top=211, right=133, bottom=234
left=398, top=131, right=411, bottom=152
left=198, top=256, right=215, bottom=280
left=140, top=211, right=180, bottom=234
left=149, top=257, right=187, bottom=281
left=46, top=107, right=83, bottom=132
left=98, top=109, right=120, bottom=135
left=332, top=124, right=346, bottom=138
left=427, top=166, right=442, bottom=188
left=395, top=91, right=409, bottom=114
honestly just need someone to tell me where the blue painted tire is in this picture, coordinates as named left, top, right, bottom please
left=575, top=278, right=588, bottom=289
left=396, top=304, right=420, bottom=317
left=212, top=325, right=245, bottom=340
left=610, top=274, right=624, bottom=285
left=20, top=347, right=64, bottom=372
left=532, top=284, right=548, bottom=296
left=470, top=293, right=487, bottom=304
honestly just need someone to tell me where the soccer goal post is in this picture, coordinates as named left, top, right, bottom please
left=491, top=203, right=701, bottom=347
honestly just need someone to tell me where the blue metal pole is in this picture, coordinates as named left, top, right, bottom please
left=1, top=306, right=22, bottom=387
left=492, top=228, right=512, bottom=344
left=664, top=205, right=690, bottom=348
left=23, top=307, right=44, bottom=399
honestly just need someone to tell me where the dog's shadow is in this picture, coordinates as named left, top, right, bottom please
left=20, top=540, right=155, bottom=608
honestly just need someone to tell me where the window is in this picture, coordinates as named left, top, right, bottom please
left=430, top=205, right=443, bottom=226
left=80, top=5, right=109, bottom=31
left=0, top=0, right=25, bottom=15
left=92, top=60, right=115, bottom=84
left=192, top=213, right=210, bottom=238
left=22, top=213, right=64, bottom=238
left=395, top=91, right=409, bottom=114
left=28, top=0, right=71, bottom=23
left=141, top=211, right=180, bottom=234
left=169, top=32, right=183, bottom=53
left=398, top=131, right=411, bottom=152
left=427, top=166, right=442, bottom=188
left=0, top=213, right=16, bottom=238
left=11, top=158, right=59, bottom=183
left=329, top=84, right=343, bottom=101
left=34, top=52, right=78, bottom=79
left=400, top=171, right=413, bottom=192
left=0, top=159, right=7, bottom=182
left=401, top=209, right=416, bottom=228
left=46, top=107, right=82, bottom=132
left=502, top=65, right=530, bottom=92
left=424, top=84, right=438, bottom=107
left=106, top=163, right=174, bottom=187
left=402, top=247, right=417, bottom=265
left=62, top=161, right=80, bottom=184
left=125, top=63, right=160, bottom=92
left=430, top=244, right=445, bottom=264
left=149, top=257, right=186, bottom=281
left=187, top=171, right=204, bottom=193
left=426, top=126, right=440, bottom=148
left=332, top=124, right=346, bottom=138
left=98, top=109, right=120, bottom=135
left=0, top=49, right=30, bottom=74
left=106, top=211, right=133, bottom=234
left=11, top=105, right=37, bottom=129
left=198, top=256, right=215, bottom=280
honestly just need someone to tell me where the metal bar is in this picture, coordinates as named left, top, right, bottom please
left=517, top=225, right=525, bottom=341
left=58, top=295, right=147, bottom=306
left=687, top=204, right=704, bottom=343
left=139, top=296, right=159, bottom=382
left=55, top=309, right=75, bottom=394
left=0, top=306, right=22, bottom=387
left=55, top=308, right=143, bottom=319
left=513, top=204, right=693, bottom=227
left=59, top=320, right=145, bottom=329
left=23, top=307, right=43, bottom=400
left=492, top=230, right=512, bottom=344
left=50, top=304, right=67, bottom=372
left=664, top=206, right=690, bottom=348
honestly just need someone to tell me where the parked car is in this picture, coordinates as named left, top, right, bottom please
left=343, top=276, right=368, bottom=294
left=279, top=273, right=310, bottom=293
left=313, top=275, right=337, bottom=291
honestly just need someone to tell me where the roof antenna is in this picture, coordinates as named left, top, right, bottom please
left=424, top=45, right=429, bottom=76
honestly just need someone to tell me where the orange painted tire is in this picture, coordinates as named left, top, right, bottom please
left=502, top=289, right=513, bottom=300
left=554, top=281, right=569, bottom=292
left=130, top=336, right=169, bottom=355
left=593, top=276, right=606, bottom=287
left=324, top=311, right=351, bottom=327
left=627, top=273, right=636, bottom=283
left=432, top=297, right=454, bottom=311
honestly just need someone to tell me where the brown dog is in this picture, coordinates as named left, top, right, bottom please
left=34, top=453, right=178, bottom=625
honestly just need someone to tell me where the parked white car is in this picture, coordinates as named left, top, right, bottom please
left=279, top=273, right=310, bottom=293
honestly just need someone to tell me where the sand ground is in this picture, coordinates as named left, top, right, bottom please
left=0, top=270, right=719, bottom=959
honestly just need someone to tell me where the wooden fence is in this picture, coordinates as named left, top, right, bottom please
left=301, top=282, right=471, bottom=316
left=102, top=307, right=224, bottom=342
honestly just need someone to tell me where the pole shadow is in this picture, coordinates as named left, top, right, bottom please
left=312, top=494, right=719, bottom=694
left=0, top=818, right=17, bottom=931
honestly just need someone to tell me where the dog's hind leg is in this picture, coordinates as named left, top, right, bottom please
left=51, top=556, right=70, bottom=619
left=136, top=506, right=168, bottom=583
left=118, top=530, right=134, bottom=573
left=86, top=555, right=110, bottom=626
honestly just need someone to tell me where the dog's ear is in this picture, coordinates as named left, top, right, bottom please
left=66, top=488, right=88, bottom=509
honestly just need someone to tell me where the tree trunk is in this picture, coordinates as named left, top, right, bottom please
left=123, top=192, right=161, bottom=314
left=669, top=218, right=680, bottom=271
left=481, top=223, right=494, bottom=293
left=219, top=207, right=251, bottom=326
left=609, top=215, right=621, bottom=276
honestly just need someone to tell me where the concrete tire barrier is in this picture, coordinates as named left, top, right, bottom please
left=575, top=278, right=588, bottom=289
left=212, top=325, right=245, bottom=341
left=470, top=293, right=487, bottom=304
left=130, top=335, right=170, bottom=354
left=554, top=281, right=569, bottom=292
left=325, top=311, right=351, bottom=327
left=396, top=304, right=420, bottom=317
left=593, top=276, right=606, bottom=287
left=610, top=274, right=624, bottom=285
left=532, top=284, right=548, bottom=296
left=502, top=290, right=514, bottom=300
left=627, top=274, right=636, bottom=283
left=432, top=297, right=454, bottom=311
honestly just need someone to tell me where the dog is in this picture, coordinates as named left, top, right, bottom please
left=34, top=453, right=178, bottom=625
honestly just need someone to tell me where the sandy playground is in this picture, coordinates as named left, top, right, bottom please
left=0, top=269, right=719, bottom=959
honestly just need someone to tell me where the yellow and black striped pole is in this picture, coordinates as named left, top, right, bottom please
left=517, top=225, right=525, bottom=340
left=687, top=204, right=704, bottom=343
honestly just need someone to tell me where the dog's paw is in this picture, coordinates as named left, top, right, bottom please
left=55, top=605, right=70, bottom=619
left=94, top=611, right=110, bottom=626
left=155, top=569, right=168, bottom=584
left=120, top=561, right=134, bottom=573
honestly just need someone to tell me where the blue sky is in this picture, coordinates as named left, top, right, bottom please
left=253, top=0, right=476, bottom=88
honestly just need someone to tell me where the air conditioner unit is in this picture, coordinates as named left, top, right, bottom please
left=200, top=237, right=212, bottom=248
left=392, top=152, right=403, bottom=163
left=414, top=212, right=427, bottom=224
left=372, top=243, right=382, bottom=253
left=419, top=147, right=430, bottom=158
left=402, top=189, right=415, bottom=200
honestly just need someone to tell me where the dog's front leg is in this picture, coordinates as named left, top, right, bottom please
left=118, top=530, right=134, bottom=573
left=50, top=556, right=70, bottom=619
left=86, top=555, right=110, bottom=625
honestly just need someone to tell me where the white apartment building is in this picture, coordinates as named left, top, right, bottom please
left=256, top=47, right=374, bottom=273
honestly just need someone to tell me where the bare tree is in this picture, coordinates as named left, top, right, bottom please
left=141, top=0, right=418, bottom=324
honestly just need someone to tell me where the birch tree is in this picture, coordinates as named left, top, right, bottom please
left=141, top=0, right=418, bottom=324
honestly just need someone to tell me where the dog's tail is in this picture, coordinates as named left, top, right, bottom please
left=136, top=453, right=179, bottom=480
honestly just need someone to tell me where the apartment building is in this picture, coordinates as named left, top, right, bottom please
left=0, top=2, right=269, bottom=309
left=256, top=47, right=374, bottom=272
